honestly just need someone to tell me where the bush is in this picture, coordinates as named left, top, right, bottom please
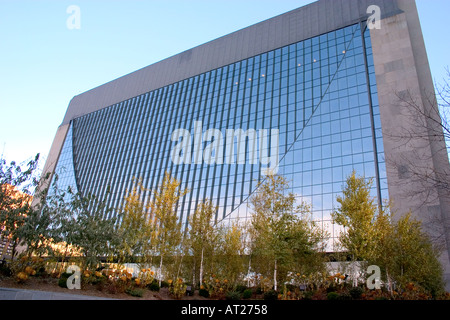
left=326, top=285, right=336, bottom=293
left=58, top=277, right=68, bottom=288
left=327, top=292, right=339, bottom=300
left=36, top=267, right=48, bottom=278
left=349, top=287, right=364, bottom=300
left=0, top=264, right=12, bottom=277
left=337, top=293, right=352, bottom=300
left=58, top=272, right=75, bottom=288
left=90, top=275, right=107, bottom=286
left=303, top=291, right=314, bottom=300
left=226, top=291, right=242, bottom=301
left=263, top=290, right=278, bottom=301
left=285, top=284, right=296, bottom=293
left=148, top=281, right=160, bottom=292
left=242, top=289, right=253, bottom=299
left=236, top=285, right=248, bottom=293
left=126, top=288, right=145, bottom=297
left=199, top=288, right=210, bottom=298
left=60, top=272, right=73, bottom=279
left=169, top=279, right=187, bottom=299
left=105, top=282, right=119, bottom=295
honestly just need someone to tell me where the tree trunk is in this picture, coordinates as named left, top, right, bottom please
left=192, top=260, right=196, bottom=289
left=176, top=252, right=184, bottom=280
left=159, top=254, right=163, bottom=287
left=247, top=256, right=252, bottom=287
left=386, top=268, right=393, bottom=295
left=274, top=259, right=277, bottom=291
left=199, top=247, right=204, bottom=287
left=11, top=240, right=17, bottom=261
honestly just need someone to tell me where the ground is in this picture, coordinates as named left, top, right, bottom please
left=0, top=275, right=209, bottom=300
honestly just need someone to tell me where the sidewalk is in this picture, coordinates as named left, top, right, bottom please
left=0, top=287, right=116, bottom=300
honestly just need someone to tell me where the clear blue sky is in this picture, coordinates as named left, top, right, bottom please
left=0, top=0, right=448, bottom=167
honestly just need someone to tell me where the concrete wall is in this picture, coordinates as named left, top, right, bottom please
left=371, top=0, right=450, bottom=290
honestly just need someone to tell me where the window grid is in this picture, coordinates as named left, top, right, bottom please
left=51, top=23, right=386, bottom=251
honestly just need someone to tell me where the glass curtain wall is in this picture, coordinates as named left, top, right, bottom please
left=50, top=23, right=387, bottom=251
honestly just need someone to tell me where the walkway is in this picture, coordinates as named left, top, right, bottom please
left=0, top=287, right=116, bottom=300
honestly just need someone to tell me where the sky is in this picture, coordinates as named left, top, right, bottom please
left=0, top=0, right=449, bottom=169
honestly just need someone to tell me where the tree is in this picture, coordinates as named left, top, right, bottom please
left=331, top=171, right=378, bottom=262
left=15, top=190, right=55, bottom=259
left=14, top=170, right=119, bottom=270
left=333, top=171, right=445, bottom=296
left=371, top=210, right=444, bottom=296
left=384, top=213, right=444, bottom=297
left=68, top=189, right=119, bottom=269
left=217, top=221, right=246, bottom=287
left=0, top=154, right=40, bottom=259
left=187, top=199, right=219, bottom=287
left=368, top=203, right=396, bottom=291
left=249, top=174, right=327, bottom=291
left=150, top=172, right=188, bottom=286
left=117, top=180, right=155, bottom=265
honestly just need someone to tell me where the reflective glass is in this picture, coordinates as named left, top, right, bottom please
left=50, top=23, right=387, bottom=251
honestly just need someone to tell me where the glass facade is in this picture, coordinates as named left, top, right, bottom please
left=51, top=23, right=387, bottom=251
left=49, top=124, right=79, bottom=202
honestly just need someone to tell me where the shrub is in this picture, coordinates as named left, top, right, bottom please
left=58, top=277, right=68, bottom=288
left=10, top=255, right=45, bottom=281
left=242, top=289, right=253, bottom=299
left=226, top=291, right=242, bottom=301
left=90, top=275, right=107, bottom=286
left=36, top=267, right=48, bottom=278
left=61, top=272, right=73, bottom=279
left=126, top=288, right=145, bottom=297
left=0, top=264, right=12, bottom=277
left=199, top=288, right=210, bottom=298
left=16, top=272, right=29, bottom=284
left=169, top=278, right=187, bottom=300
left=285, top=284, right=296, bottom=293
left=327, top=292, right=339, bottom=300
left=303, top=291, right=314, bottom=300
left=263, top=290, right=278, bottom=301
left=105, top=282, right=119, bottom=294
left=349, top=287, right=364, bottom=300
left=236, top=285, right=248, bottom=293
left=326, top=285, right=336, bottom=293
left=136, top=269, right=155, bottom=287
left=58, top=272, right=75, bottom=288
left=337, top=292, right=352, bottom=300
left=148, top=281, right=160, bottom=292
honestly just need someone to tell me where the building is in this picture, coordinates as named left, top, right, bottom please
left=41, top=0, right=450, bottom=288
